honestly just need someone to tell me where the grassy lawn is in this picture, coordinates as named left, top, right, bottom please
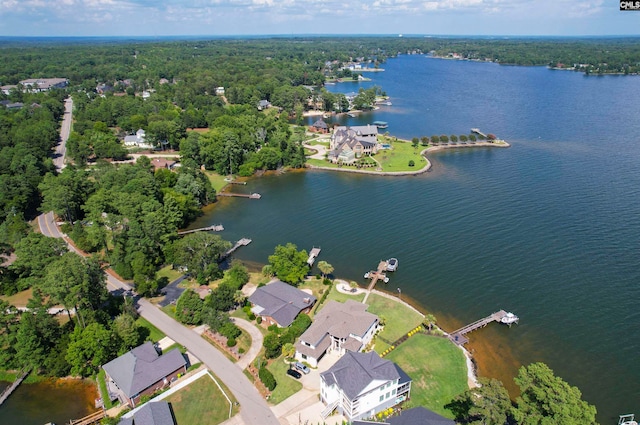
left=326, top=287, right=366, bottom=304
left=374, top=139, right=428, bottom=172
left=167, top=374, right=239, bottom=425
left=0, top=288, right=33, bottom=307
left=266, top=357, right=302, bottom=405
left=96, top=369, right=113, bottom=409
left=366, top=293, right=424, bottom=343
left=203, top=171, right=230, bottom=193
left=156, top=265, right=184, bottom=283
left=299, top=277, right=332, bottom=303
left=136, top=316, right=166, bottom=343
left=385, top=334, right=467, bottom=418
left=161, top=304, right=177, bottom=320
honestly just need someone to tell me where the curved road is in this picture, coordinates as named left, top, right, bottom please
left=37, top=96, right=280, bottom=425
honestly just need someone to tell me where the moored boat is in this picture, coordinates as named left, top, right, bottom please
left=500, top=312, right=519, bottom=325
left=386, top=258, right=398, bottom=272
left=619, top=414, right=637, bottom=425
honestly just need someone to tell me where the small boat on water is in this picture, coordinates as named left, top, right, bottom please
left=373, top=121, right=389, bottom=129
left=364, top=272, right=370, bottom=279
left=386, top=258, right=398, bottom=272
left=619, top=414, right=637, bottom=425
left=383, top=277, right=390, bottom=283
left=501, top=312, right=519, bottom=325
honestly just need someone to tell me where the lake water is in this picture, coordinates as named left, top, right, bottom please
left=192, top=55, right=640, bottom=422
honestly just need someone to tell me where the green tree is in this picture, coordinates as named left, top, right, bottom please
left=175, top=289, right=204, bottom=325
left=282, top=342, right=295, bottom=359
left=446, top=377, right=512, bottom=425
left=512, top=362, right=597, bottom=425
left=267, top=243, right=309, bottom=286
left=171, top=233, right=231, bottom=284
left=66, top=322, right=117, bottom=377
left=317, top=260, right=334, bottom=279
left=10, top=232, right=67, bottom=280
left=113, top=313, right=143, bottom=353
left=450, top=134, right=458, bottom=143
left=423, top=313, right=437, bottom=331
left=263, top=333, right=282, bottom=359
left=411, top=137, right=419, bottom=148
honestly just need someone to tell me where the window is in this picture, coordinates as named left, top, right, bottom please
left=386, top=392, right=390, bottom=399
left=392, top=389, right=396, bottom=395
left=379, top=395, right=384, bottom=402
left=301, top=354, right=307, bottom=359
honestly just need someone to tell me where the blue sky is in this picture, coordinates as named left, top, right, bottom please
left=0, top=0, right=638, bottom=37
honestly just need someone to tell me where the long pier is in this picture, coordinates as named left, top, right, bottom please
left=471, top=128, right=488, bottom=139
left=0, top=370, right=29, bottom=406
left=362, top=260, right=389, bottom=304
left=449, top=310, right=512, bottom=345
left=221, top=238, right=252, bottom=260
left=218, top=192, right=261, bottom=199
left=68, top=410, right=106, bottom=425
left=177, top=224, right=224, bottom=235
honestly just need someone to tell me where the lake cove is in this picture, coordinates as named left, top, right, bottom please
left=192, top=54, right=640, bottom=422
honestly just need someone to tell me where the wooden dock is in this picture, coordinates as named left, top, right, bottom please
left=218, top=192, right=261, bottom=199
left=366, top=260, right=389, bottom=291
left=471, top=128, right=488, bottom=139
left=0, top=369, right=29, bottom=406
left=68, top=410, right=106, bottom=425
left=449, top=310, right=511, bottom=345
left=221, top=238, right=252, bottom=260
left=177, top=224, right=224, bottom=235
left=307, top=247, right=321, bottom=266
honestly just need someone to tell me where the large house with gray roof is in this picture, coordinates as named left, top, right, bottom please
left=294, top=299, right=379, bottom=367
left=320, top=351, right=412, bottom=422
left=103, top=342, right=187, bottom=407
left=328, top=125, right=380, bottom=164
left=248, top=279, right=316, bottom=327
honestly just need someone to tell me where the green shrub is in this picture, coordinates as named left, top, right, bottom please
left=259, top=366, right=277, bottom=391
left=247, top=312, right=256, bottom=321
left=227, top=337, right=237, bottom=347
left=408, top=160, right=415, bottom=167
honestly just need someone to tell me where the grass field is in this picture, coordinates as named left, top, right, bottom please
left=167, top=374, right=239, bottom=425
left=366, top=293, right=424, bottom=343
left=325, top=286, right=366, bottom=304
left=0, top=288, right=34, bottom=307
left=204, top=171, right=230, bottom=193
left=385, top=334, right=467, bottom=418
left=136, top=316, right=166, bottom=343
left=156, top=265, right=184, bottom=284
left=266, top=357, right=303, bottom=405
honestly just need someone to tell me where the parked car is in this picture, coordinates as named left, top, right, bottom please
left=293, top=362, right=310, bottom=374
left=286, top=368, right=302, bottom=379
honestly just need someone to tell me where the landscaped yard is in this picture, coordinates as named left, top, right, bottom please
left=366, top=293, right=424, bottom=343
left=156, top=265, right=184, bottom=284
left=167, top=374, right=239, bottom=425
left=204, top=170, right=230, bottom=193
left=136, top=316, right=166, bottom=343
left=385, top=334, right=467, bottom=418
left=0, top=288, right=34, bottom=307
left=266, top=357, right=303, bottom=405
left=325, top=285, right=366, bottom=304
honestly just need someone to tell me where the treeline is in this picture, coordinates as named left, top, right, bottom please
left=430, top=38, right=640, bottom=74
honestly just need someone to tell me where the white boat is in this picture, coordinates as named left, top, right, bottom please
left=619, top=414, right=638, bottom=425
left=364, top=272, right=370, bottom=279
left=383, top=277, right=390, bottom=283
left=501, top=312, right=519, bottom=325
left=386, top=258, right=398, bottom=272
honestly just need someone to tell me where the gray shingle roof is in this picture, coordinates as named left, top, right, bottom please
left=321, top=351, right=401, bottom=399
left=118, top=401, right=175, bottom=425
left=299, top=299, right=378, bottom=346
left=103, top=342, right=186, bottom=398
left=248, top=280, right=316, bottom=327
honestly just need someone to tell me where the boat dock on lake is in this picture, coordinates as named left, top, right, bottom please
left=221, top=238, right=252, bottom=260
left=68, top=409, right=107, bottom=425
left=217, top=192, right=261, bottom=199
left=449, top=310, right=518, bottom=345
left=0, top=369, right=29, bottom=406
left=177, top=224, right=224, bottom=235
left=471, top=128, right=488, bottom=139
left=373, top=121, right=389, bottom=129
left=307, top=247, right=321, bottom=266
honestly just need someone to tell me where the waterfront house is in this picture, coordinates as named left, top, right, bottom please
left=320, top=351, right=412, bottom=422
left=294, top=299, right=379, bottom=367
left=310, top=118, right=329, bottom=134
left=257, top=99, right=271, bottom=110
left=102, top=342, right=187, bottom=407
left=248, top=279, right=316, bottom=327
left=352, top=406, right=455, bottom=425
left=118, top=400, right=175, bottom=425
left=328, top=125, right=380, bottom=164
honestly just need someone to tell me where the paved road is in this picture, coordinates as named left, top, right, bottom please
left=136, top=299, right=279, bottom=425
left=158, top=274, right=189, bottom=307
left=54, top=96, right=73, bottom=172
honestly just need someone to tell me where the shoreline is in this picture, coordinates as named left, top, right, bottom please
left=334, top=279, right=480, bottom=389
left=306, top=140, right=510, bottom=176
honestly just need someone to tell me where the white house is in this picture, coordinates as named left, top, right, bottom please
left=123, top=129, right=153, bottom=149
left=320, top=351, right=412, bottom=422
left=215, top=87, right=225, bottom=95
left=294, top=299, right=379, bottom=367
